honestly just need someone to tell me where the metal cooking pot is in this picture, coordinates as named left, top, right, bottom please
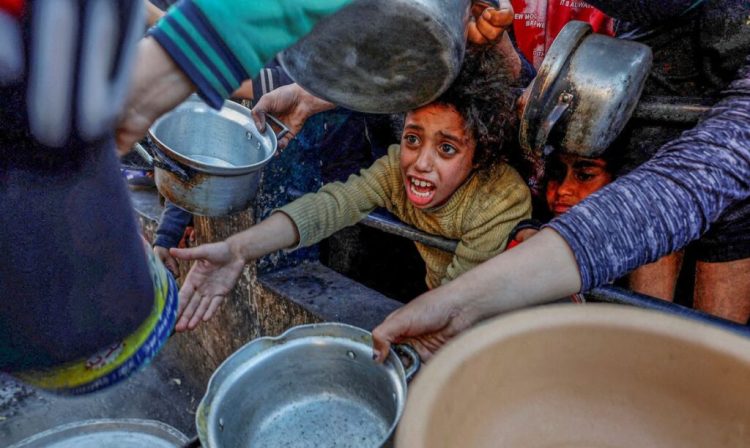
left=8, top=418, right=189, bottom=448
left=134, top=95, right=289, bottom=217
left=397, top=305, right=750, bottom=447
left=279, top=0, right=498, bottom=113
left=195, top=323, right=419, bottom=448
left=519, top=21, right=653, bottom=157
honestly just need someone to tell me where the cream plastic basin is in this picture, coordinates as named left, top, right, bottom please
left=397, top=304, right=750, bottom=448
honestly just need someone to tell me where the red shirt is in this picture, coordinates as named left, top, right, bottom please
left=511, top=0, right=614, bottom=68
left=0, top=0, right=24, bottom=17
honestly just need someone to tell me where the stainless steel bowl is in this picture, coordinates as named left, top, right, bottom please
left=140, top=95, right=288, bottom=217
left=196, top=323, right=419, bottom=448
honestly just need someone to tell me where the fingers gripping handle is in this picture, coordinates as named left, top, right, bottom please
left=265, top=114, right=291, bottom=140
left=394, top=344, right=421, bottom=382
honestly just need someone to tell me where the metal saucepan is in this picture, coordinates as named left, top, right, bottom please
left=397, top=305, right=750, bottom=447
left=520, top=21, right=653, bottom=157
left=134, top=95, right=289, bottom=217
left=194, top=323, right=420, bottom=448
left=8, top=418, right=189, bottom=447
left=279, top=0, right=499, bottom=113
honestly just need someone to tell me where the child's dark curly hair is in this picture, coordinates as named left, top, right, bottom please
left=433, top=47, right=519, bottom=168
left=423, top=47, right=519, bottom=169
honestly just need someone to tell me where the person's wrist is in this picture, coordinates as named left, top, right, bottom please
left=296, top=85, right=335, bottom=117
left=444, top=271, right=499, bottom=329
left=226, top=235, right=249, bottom=264
left=127, top=38, right=195, bottom=122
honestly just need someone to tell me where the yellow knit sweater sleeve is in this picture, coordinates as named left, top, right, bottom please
left=276, top=151, right=399, bottom=248
left=441, top=165, right=531, bottom=285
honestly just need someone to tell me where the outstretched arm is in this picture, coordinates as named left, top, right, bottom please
left=372, top=228, right=580, bottom=361
left=170, top=212, right=299, bottom=331
left=547, top=57, right=750, bottom=291
left=373, top=56, right=750, bottom=361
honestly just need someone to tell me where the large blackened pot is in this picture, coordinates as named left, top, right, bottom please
left=279, top=0, right=499, bottom=113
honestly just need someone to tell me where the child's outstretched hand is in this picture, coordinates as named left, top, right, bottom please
left=170, top=241, right=246, bottom=331
left=153, top=245, right=180, bottom=278
left=468, top=0, right=514, bottom=46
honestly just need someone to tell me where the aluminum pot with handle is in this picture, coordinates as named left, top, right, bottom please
left=134, top=95, right=289, bottom=217
left=519, top=21, right=653, bottom=158
left=195, top=323, right=420, bottom=448
left=278, top=0, right=499, bottom=113
left=8, top=418, right=189, bottom=448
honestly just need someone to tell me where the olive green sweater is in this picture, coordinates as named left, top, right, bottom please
left=279, top=145, right=531, bottom=289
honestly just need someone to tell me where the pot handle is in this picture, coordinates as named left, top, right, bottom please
left=150, top=144, right=192, bottom=182
left=537, top=92, right=573, bottom=155
left=265, top=114, right=291, bottom=141
left=394, top=344, right=421, bottom=383
left=132, top=142, right=154, bottom=167
left=180, top=436, right=201, bottom=448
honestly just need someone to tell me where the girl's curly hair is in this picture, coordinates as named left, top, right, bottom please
left=425, top=47, right=520, bottom=169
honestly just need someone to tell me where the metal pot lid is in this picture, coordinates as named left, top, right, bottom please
left=8, top=419, right=189, bottom=448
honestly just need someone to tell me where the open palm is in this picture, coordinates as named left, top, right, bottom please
left=170, top=241, right=245, bottom=331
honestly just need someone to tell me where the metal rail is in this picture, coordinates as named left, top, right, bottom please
left=286, top=187, right=459, bottom=252
left=588, top=285, right=750, bottom=337
left=632, top=96, right=712, bottom=124
left=287, top=189, right=750, bottom=336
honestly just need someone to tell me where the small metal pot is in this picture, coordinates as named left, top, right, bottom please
left=134, top=95, right=288, bottom=217
left=519, top=21, right=653, bottom=157
left=9, top=418, right=189, bottom=448
left=279, top=0, right=498, bottom=113
left=195, top=323, right=419, bottom=448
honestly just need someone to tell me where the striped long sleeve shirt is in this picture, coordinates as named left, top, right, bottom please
left=548, top=57, right=750, bottom=291
left=149, top=0, right=353, bottom=109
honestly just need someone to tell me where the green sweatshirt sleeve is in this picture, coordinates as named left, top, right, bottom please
left=149, top=0, right=352, bottom=108
left=277, top=154, right=398, bottom=249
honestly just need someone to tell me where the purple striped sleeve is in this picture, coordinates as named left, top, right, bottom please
left=547, top=58, right=750, bottom=291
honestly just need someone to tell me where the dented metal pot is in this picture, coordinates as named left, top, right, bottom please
left=195, top=323, right=419, bottom=448
left=279, top=0, right=498, bottom=113
left=519, top=21, right=653, bottom=157
left=135, top=95, right=288, bottom=217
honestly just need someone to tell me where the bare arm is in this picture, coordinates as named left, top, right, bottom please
left=169, top=212, right=299, bottom=331
left=144, top=1, right=165, bottom=27
left=228, top=212, right=299, bottom=261
left=116, top=37, right=195, bottom=154
left=372, top=228, right=580, bottom=361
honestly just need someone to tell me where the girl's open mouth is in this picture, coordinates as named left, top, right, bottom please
left=406, top=176, right=436, bottom=206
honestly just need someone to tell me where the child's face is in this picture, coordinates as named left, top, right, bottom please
left=545, top=153, right=613, bottom=216
left=400, top=104, right=476, bottom=209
